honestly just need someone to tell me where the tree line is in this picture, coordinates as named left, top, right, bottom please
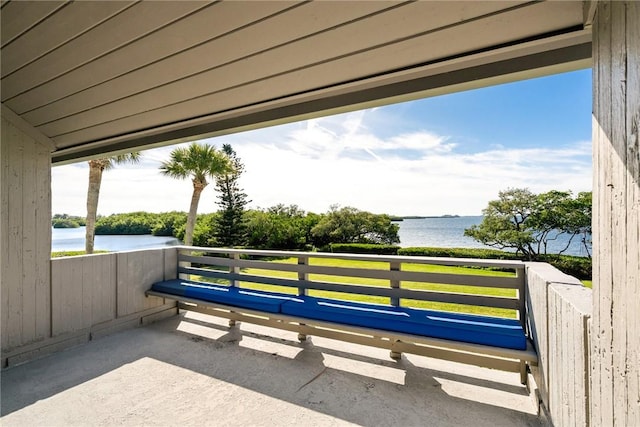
left=91, top=204, right=400, bottom=251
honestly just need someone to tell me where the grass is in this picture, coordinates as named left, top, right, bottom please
left=51, top=250, right=109, bottom=258
left=194, top=256, right=519, bottom=318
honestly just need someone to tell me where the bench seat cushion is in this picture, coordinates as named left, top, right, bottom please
left=151, top=280, right=526, bottom=350
left=151, top=279, right=293, bottom=313
left=280, top=297, right=526, bottom=350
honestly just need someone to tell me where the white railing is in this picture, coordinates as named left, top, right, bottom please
left=176, top=246, right=527, bottom=324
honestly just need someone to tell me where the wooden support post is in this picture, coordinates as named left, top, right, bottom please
left=229, top=253, right=241, bottom=325
left=390, top=261, right=401, bottom=307
left=516, top=267, right=526, bottom=330
left=390, top=340, right=402, bottom=359
left=230, top=253, right=240, bottom=287
left=519, top=361, right=528, bottom=386
left=298, top=256, right=308, bottom=296
left=178, top=248, right=190, bottom=280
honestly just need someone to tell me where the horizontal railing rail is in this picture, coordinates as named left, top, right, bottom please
left=175, top=246, right=527, bottom=325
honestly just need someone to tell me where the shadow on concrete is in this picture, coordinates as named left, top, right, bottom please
left=1, top=312, right=543, bottom=426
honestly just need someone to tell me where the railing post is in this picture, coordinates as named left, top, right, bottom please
left=297, top=255, right=309, bottom=341
left=390, top=261, right=401, bottom=307
left=516, top=266, right=526, bottom=329
left=178, top=248, right=190, bottom=280
left=230, top=252, right=240, bottom=287
left=298, top=255, right=308, bottom=297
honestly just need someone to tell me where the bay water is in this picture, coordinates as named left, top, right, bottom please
left=51, top=226, right=179, bottom=252
left=397, top=216, right=591, bottom=257
left=52, top=217, right=591, bottom=257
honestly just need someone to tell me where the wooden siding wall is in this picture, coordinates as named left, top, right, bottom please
left=591, top=2, right=640, bottom=426
left=0, top=114, right=51, bottom=353
left=526, top=263, right=592, bottom=427
left=2, top=248, right=178, bottom=367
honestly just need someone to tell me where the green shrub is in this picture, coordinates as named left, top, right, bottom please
left=397, top=247, right=591, bottom=280
left=151, top=211, right=187, bottom=236
left=329, top=243, right=400, bottom=255
left=52, top=214, right=85, bottom=228
left=539, top=255, right=592, bottom=280
left=397, top=247, right=520, bottom=260
left=52, top=218, right=81, bottom=228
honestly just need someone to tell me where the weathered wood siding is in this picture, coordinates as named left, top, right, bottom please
left=547, top=284, right=592, bottom=427
left=3, top=248, right=178, bottom=367
left=591, top=2, right=640, bottom=426
left=117, top=250, right=169, bottom=317
left=526, top=263, right=591, bottom=426
left=51, top=254, right=117, bottom=335
left=0, top=113, right=51, bottom=352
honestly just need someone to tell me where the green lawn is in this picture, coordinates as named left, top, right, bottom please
left=52, top=250, right=109, bottom=257
left=195, top=256, right=519, bottom=318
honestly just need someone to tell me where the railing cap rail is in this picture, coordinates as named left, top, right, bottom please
left=176, top=245, right=525, bottom=269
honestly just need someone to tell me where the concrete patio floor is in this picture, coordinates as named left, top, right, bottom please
left=1, top=311, right=545, bottom=427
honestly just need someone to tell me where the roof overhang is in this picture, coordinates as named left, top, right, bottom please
left=0, top=1, right=592, bottom=164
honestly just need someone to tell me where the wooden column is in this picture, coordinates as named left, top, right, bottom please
left=591, top=2, right=640, bottom=425
left=1, top=108, right=53, bottom=364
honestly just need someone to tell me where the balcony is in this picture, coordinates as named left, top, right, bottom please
left=1, top=247, right=591, bottom=426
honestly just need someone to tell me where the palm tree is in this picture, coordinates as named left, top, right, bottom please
left=85, top=153, right=141, bottom=254
left=160, top=143, right=231, bottom=246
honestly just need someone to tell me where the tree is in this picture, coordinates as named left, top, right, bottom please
left=245, top=204, right=314, bottom=250
left=85, top=153, right=141, bottom=254
left=214, top=144, right=250, bottom=247
left=464, top=188, right=592, bottom=260
left=160, top=143, right=231, bottom=246
left=311, top=205, right=400, bottom=247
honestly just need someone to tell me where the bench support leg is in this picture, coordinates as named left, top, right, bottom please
left=390, top=350, right=402, bottom=360
left=229, top=319, right=237, bottom=327
left=519, top=361, right=528, bottom=385
left=298, top=333, right=307, bottom=342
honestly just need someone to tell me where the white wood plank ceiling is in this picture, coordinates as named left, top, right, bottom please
left=0, top=1, right=592, bottom=163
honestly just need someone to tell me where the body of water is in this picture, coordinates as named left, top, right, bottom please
left=52, top=227, right=180, bottom=252
left=396, top=216, right=591, bottom=257
left=52, top=217, right=591, bottom=257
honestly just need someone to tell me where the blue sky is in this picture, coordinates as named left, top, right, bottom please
left=52, top=69, right=592, bottom=217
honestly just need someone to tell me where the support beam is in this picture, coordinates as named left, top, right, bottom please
left=590, top=2, right=640, bottom=425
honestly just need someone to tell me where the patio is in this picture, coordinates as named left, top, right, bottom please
left=2, top=310, right=542, bottom=427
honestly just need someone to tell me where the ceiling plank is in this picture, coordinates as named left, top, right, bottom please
left=0, top=1, right=209, bottom=101
left=0, top=0, right=67, bottom=48
left=7, top=0, right=299, bottom=115
left=1, top=1, right=135, bottom=76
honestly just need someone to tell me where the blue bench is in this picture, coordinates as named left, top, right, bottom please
left=152, top=279, right=526, bottom=351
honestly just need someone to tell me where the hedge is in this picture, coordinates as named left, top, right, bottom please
left=398, top=247, right=591, bottom=280
left=329, top=243, right=400, bottom=255
left=397, top=247, right=521, bottom=260
left=326, top=244, right=591, bottom=280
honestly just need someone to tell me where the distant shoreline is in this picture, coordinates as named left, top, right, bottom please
left=391, top=214, right=461, bottom=221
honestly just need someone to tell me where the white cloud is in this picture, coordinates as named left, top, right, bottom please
left=52, top=110, right=592, bottom=217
